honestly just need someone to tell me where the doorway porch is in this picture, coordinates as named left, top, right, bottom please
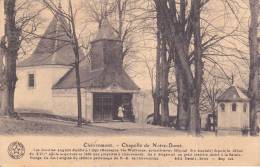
left=92, top=93, right=134, bottom=122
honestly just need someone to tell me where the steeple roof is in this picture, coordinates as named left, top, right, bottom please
left=217, top=86, right=250, bottom=102
left=18, top=9, right=84, bottom=67
left=92, top=17, right=120, bottom=42
left=52, top=16, right=139, bottom=92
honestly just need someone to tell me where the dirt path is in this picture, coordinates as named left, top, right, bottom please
left=0, top=116, right=191, bottom=136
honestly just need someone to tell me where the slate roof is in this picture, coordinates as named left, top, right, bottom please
left=52, top=57, right=140, bottom=91
left=18, top=11, right=84, bottom=67
left=92, top=17, right=120, bottom=42
left=52, top=17, right=139, bottom=92
left=217, top=85, right=250, bottom=102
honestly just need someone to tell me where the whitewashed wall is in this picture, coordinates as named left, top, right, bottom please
left=85, top=92, right=93, bottom=121
left=15, top=65, right=71, bottom=112
left=218, top=102, right=249, bottom=130
left=52, top=89, right=87, bottom=119
left=132, top=93, right=142, bottom=123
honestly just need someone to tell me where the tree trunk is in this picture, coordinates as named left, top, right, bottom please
left=0, top=37, right=7, bottom=115
left=188, top=92, right=200, bottom=135
left=0, top=41, right=6, bottom=116
left=154, top=0, right=203, bottom=134
left=248, top=0, right=259, bottom=136
left=1, top=90, right=8, bottom=116
left=175, top=64, right=190, bottom=130
left=189, top=0, right=203, bottom=135
left=73, top=43, right=82, bottom=127
left=117, top=0, right=126, bottom=61
left=4, top=0, right=19, bottom=117
left=5, top=50, right=18, bottom=117
left=75, top=58, right=82, bottom=126
left=69, top=0, right=82, bottom=126
left=160, top=38, right=169, bottom=126
left=118, top=0, right=123, bottom=40
left=152, top=93, right=160, bottom=124
left=153, top=30, right=161, bottom=125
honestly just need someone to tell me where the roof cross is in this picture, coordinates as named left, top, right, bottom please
left=231, top=73, right=235, bottom=85
left=58, top=0, right=62, bottom=9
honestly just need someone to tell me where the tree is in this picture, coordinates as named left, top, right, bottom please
left=153, top=0, right=245, bottom=133
left=154, top=0, right=206, bottom=135
left=248, top=0, right=259, bottom=136
left=43, top=0, right=85, bottom=126
left=158, top=16, right=171, bottom=126
left=151, top=25, right=171, bottom=126
left=152, top=0, right=194, bottom=130
left=1, top=0, right=41, bottom=117
left=141, top=1, right=172, bottom=126
left=153, top=25, right=161, bottom=125
left=85, top=0, right=116, bottom=28
left=3, top=0, right=18, bottom=117
left=200, top=66, right=228, bottom=115
left=0, top=36, right=6, bottom=115
left=137, top=1, right=162, bottom=125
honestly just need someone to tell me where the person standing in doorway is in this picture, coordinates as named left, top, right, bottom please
left=118, top=105, right=124, bottom=121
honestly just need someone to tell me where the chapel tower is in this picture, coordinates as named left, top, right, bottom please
left=90, top=17, right=123, bottom=71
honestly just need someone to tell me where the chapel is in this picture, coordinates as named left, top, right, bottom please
left=216, top=85, right=250, bottom=135
left=15, top=5, right=139, bottom=122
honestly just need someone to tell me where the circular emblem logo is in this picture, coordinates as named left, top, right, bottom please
left=8, top=141, right=25, bottom=159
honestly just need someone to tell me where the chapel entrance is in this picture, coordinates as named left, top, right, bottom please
left=93, top=93, right=134, bottom=122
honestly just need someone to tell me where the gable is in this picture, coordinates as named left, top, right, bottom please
left=217, top=86, right=250, bottom=102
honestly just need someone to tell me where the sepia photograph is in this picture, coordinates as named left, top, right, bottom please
left=0, top=0, right=260, bottom=137
left=0, top=0, right=260, bottom=166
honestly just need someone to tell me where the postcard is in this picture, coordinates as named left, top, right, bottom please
left=0, top=0, right=259, bottom=166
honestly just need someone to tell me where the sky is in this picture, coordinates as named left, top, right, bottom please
left=0, top=0, right=157, bottom=89
left=0, top=0, right=252, bottom=89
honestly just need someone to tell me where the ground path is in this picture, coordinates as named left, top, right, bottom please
left=0, top=116, right=215, bottom=136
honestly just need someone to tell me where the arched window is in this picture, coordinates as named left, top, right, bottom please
left=243, top=103, right=247, bottom=113
left=232, top=103, right=237, bottom=112
left=220, top=103, right=225, bottom=112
